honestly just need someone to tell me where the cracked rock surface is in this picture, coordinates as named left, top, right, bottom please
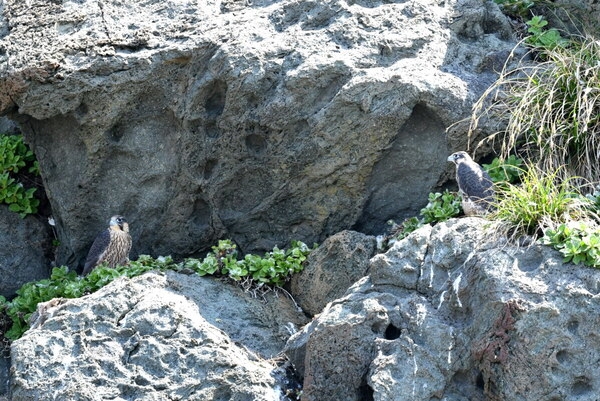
left=285, top=218, right=600, bottom=401
left=10, top=271, right=307, bottom=400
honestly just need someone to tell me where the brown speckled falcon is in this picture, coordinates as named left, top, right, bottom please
left=82, top=215, right=132, bottom=276
left=447, top=151, right=495, bottom=216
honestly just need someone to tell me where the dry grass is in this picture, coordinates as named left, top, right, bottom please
left=470, top=36, right=600, bottom=188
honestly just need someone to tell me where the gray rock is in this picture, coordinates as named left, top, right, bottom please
left=0, top=118, right=17, bottom=135
left=288, top=230, right=376, bottom=316
left=10, top=271, right=308, bottom=400
left=0, top=0, right=516, bottom=270
left=285, top=218, right=600, bottom=401
left=0, top=207, right=52, bottom=298
left=539, top=1, right=600, bottom=37
left=0, top=354, right=8, bottom=398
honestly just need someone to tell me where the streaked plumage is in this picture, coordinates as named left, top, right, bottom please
left=447, top=151, right=494, bottom=216
left=82, top=215, right=132, bottom=276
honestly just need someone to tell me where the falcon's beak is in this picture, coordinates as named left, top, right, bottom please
left=447, top=155, right=454, bottom=162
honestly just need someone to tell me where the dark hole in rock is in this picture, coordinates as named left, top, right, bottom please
left=572, top=377, right=593, bottom=396
left=567, top=320, right=579, bottom=335
left=358, top=382, right=374, bottom=401
left=384, top=324, right=401, bottom=340
left=476, top=371, right=485, bottom=389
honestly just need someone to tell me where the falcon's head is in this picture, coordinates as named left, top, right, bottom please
left=447, top=151, right=472, bottom=165
left=109, top=215, right=129, bottom=232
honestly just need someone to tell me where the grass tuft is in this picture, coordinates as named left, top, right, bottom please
left=492, top=163, right=590, bottom=237
left=470, top=36, right=600, bottom=187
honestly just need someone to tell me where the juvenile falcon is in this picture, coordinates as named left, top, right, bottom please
left=82, top=215, right=132, bottom=276
left=447, top=151, right=495, bottom=216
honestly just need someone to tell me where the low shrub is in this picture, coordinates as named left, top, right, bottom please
left=541, top=222, right=600, bottom=267
left=184, top=239, right=311, bottom=287
left=482, top=155, right=524, bottom=184
left=0, top=134, right=40, bottom=217
left=420, top=190, right=462, bottom=224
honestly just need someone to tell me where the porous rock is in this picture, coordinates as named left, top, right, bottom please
left=285, top=218, right=600, bottom=401
left=288, top=230, right=377, bottom=316
left=0, top=117, right=17, bottom=134
left=0, top=0, right=517, bottom=270
left=10, top=271, right=308, bottom=400
left=541, top=1, right=600, bottom=37
left=0, top=207, right=52, bottom=298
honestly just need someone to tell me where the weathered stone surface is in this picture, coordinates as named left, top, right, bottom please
left=0, top=117, right=17, bottom=134
left=10, top=271, right=308, bottom=400
left=285, top=218, right=600, bottom=401
left=0, top=0, right=516, bottom=270
left=288, top=230, right=376, bottom=316
left=540, top=1, right=600, bottom=37
left=0, top=207, right=52, bottom=298
left=0, top=355, right=8, bottom=398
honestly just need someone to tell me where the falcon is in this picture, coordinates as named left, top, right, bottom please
left=82, top=215, right=132, bottom=276
left=447, top=151, right=495, bottom=216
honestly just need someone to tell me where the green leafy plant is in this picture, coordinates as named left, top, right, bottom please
left=420, top=190, right=462, bottom=224
left=541, top=222, right=600, bottom=267
left=384, top=191, right=462, bottom=248
left=483, top=155, right=524, bottom=184
left=185, top=239, right=311, bottom=287
left=0, top=134, right=40, bottom=217
left=525, top=16, right=569, bottom=50
left=1, top=241, right=311, bottom=341
left=386, top=217, right=424, bottom=243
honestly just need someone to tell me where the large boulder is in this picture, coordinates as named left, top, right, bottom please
left=0, top=0, right=517, bottom=270
left=0, top=207, right=52, bottom=298
left=10, top=271, right=308, bottom=400
left=289, top=229, right=377, bottom=316
left=285, top=218, right=600, bottom=401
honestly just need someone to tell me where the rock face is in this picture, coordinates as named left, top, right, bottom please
left=0, top=0, right=516, bottom=269
left=285, top=218, right=600, bottom=401
left=543, top=1, right=600, bottom=37
left=9, top=218, right=600, bottom=400
left=0, top=207, right=52, bottom=298
left=10, top=271, right=308, bottom=400
left=289, top=229, right=377, bottom=316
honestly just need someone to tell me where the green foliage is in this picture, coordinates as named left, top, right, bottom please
left=525, top=16, right=569, bottom=50
left=541, top=222, right=600, bottom=267
left=493, top=164, right=589, bottom=236
left=471, top=36, right=600, bottom=186
left=1, top=241, right=311, bottom=341
left=0, top=134, right=40, bottom=217
left=585, top=188, right=600, bottom=213
left=185, top=239, right=311, bottom=287
left=401, top=216, right=424, bottom=234
left=494, top=0, right=535, bottom=19
left=384, top=191, right=461, bottom=248
left=420, top=190, right=462, bottom=224
left=483, top=155, right=524, bottom=184
left=387, top=217, right=424, bottom=242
